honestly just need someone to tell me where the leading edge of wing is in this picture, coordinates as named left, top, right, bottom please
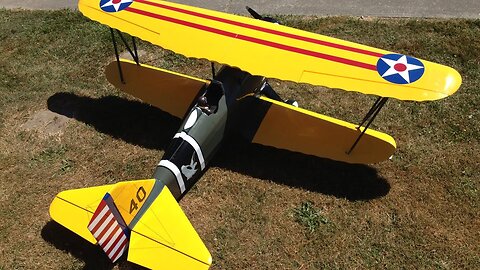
left=79, top=0, right=460, bottom=101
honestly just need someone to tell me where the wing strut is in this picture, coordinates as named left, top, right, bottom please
left=211, top=62, right=216, bottom=79
left=259, top=81, right=282, bottom=101
left=246, top=6, right=279, bottom=24
left=347, top=97, right=389, bottom=154
left=110, top=28, right=141, bottom=84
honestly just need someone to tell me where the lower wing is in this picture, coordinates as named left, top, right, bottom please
left=237, top=95, right=396, bottom=164
left=105, top=59, right=208, bottom=118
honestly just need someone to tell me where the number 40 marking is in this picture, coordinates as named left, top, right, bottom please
left=129, top=186, right=147, bottom=214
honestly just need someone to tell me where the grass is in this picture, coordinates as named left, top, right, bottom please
left=0, top=9, right=479, bottom=270
left=293, top=201, right=328, bottom=233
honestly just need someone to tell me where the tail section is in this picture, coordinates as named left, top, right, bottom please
left=49, top=179, right=211, bottom=269
left=50, top=184, right=113, bottom=244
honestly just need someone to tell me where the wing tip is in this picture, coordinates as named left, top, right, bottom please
left=444, top=67, right=462, bottom=98
left=49, top=194, right=98, bottom=244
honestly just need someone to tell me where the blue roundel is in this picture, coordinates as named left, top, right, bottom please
left=100, top=0, right=134, bottom=13
left=376, top=54, right=425, bottom=84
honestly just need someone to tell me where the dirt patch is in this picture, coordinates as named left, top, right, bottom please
left=20, top=110, right=70, bottom=137
left=119, top=49, right=147, bottom=61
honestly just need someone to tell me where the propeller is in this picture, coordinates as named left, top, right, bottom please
left=246, top=6, right=279, bottom=24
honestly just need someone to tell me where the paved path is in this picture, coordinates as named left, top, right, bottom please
left=1, top=0, right=479, bottom=18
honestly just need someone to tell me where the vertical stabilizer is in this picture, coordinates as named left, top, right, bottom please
left=87, top=195, right=130, bottom=262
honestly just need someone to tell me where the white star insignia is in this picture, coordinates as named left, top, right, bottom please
left=380, top=55, right=424, bottom=83
left=101, top=0, right=133, bottom=12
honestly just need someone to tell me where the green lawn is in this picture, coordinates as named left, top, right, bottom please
left=0, top=9, right=479, bottom=269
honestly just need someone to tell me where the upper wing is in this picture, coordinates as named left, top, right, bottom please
left=80, top=0, right=461, bottom=101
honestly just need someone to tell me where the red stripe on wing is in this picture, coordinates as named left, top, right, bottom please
left=135, top=0, right=383, bottom=57
left=125, top=7, right=377, bottom=71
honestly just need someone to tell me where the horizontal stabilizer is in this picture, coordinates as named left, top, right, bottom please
left=105, top=59, right=207, bottom=118
left=128, top=185, right=212, bottom=270
left=49, top=184, right=114, bottom=244
left=49, top=180, right=211, bottom=269
left=245, top=96, right=396, bottom=164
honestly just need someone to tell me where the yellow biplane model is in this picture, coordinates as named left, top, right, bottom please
left=49, top=0, right=461, bottom=269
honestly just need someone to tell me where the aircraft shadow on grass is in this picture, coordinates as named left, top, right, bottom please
left=47, top=92, right=390, bottom=202
left=41, top=221, right=146, bottom=270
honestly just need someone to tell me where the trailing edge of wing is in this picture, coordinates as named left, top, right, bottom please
left=240, top=95, right=396, bottom=164
left=79, top=0, right=461, bottom=101
left=105, top=59, right=208, bottom=118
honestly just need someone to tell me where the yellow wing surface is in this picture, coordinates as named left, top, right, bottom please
left=128, top=186, right=211, bottom=270
left=49, top=179, right=211, bottom=269
left=105, top=59, right=208, bottom=118
left=50, top=184, right=113, bottom=244
left=105, top=60, right=394, bottom=163
left=248, top=96, right=396, bottom=164
left=79, top=0, right=461, bottom=101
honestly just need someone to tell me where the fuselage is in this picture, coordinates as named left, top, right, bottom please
left=153, top=66, right=267, bottom=200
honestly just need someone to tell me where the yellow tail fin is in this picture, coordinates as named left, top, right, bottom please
left=50, top=184, right=113, bottom=244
